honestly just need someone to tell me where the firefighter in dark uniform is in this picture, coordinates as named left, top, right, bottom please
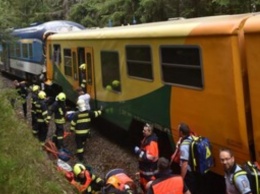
left=31, top=85, right=40, bottom=137
left=35, top=91, right=51, bottom=146
left=68, top=163, right=104, bottom=194
left=79, top=63, right=87, bottom=92
left=134, top=123, right=159, bottom=192
left=49, top=92, right=67, bottom=149
left=13, top=80, right=28, bottom=118
left=70, top=99, right=102, bottom=161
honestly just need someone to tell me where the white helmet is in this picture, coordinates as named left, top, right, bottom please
left=77, top=99, right=87, bottom=112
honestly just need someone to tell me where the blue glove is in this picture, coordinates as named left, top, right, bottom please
left=134, top=146, right=141, bottom=154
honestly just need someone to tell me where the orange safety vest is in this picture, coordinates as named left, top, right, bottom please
left=152, top=175, right=184, bottom=194
left=114, top=173, right=134, bottom=191
left=141, top=135, right=159, bottom=162
left=70, top=170, right=92, bottom=193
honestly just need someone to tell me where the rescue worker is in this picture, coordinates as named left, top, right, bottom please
left=219, top=148, right=252, bottom=194
left=179, top=123, right=199, bottom=194
left=35, top=91, right=51, bottom=146
left=102, top=168, right=137, bottom=194
left=31, top=85, right=40, bottom=137
left=77, top=87, right=91, bottom=110
left=134, top=123, right=159, bottom=192
left=13, top=80, right=28, bottom=118
left=70, top=99, right=102, bottom=161
left=69, top=163, right=104, bottom=194
left=146, top=157, right=191, bottom=194
left=49, top=92, right=67, bottom=149
left=102, top=175, right=134, bottom=194
left=79, top=63, right=87, bottom=92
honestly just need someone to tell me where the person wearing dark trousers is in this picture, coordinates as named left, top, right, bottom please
left=79, top=63, right=87, bottom=92
left=49, top=92, right=67, bottom=149
left=35, top=91, right=50, bottom=146
left=13, top=80, right=28, bottom=118
left=134, top=123, right=159, bottom=193
left=70, top=99, right=102, bottom=162
left=179, top=123, right=200, bottom=194
left=31, top=85, right=40, bottom=137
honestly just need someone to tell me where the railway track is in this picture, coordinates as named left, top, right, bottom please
left=1, top=72, right=226, bottom=194
left=0, top=72, right=140, bottom=191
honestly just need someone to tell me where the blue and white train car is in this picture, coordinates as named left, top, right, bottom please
left=0, top=20, right=85, bottom=82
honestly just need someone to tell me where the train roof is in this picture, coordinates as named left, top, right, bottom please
left=12, top=20, right=85, bottom=40
left=244, top=13, right=260, bottom=33
left=48, top=13, right=259, bottom=41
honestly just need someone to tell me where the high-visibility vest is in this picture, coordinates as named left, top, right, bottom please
left=152, top=175, right=184, bottom=194
left=70, top=170, right=92, bottom=193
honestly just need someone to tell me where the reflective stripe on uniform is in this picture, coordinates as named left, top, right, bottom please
left=75, top=129, right=90, bottom=134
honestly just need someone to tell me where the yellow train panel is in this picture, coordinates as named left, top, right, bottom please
left=45, top=13, right=260, bottom=176
left=244, top=14, right=260, bottom=162
left=171, top=17, right=252, bottom=174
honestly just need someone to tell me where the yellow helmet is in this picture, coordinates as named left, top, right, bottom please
left=107, top=176, right=121, bottom=189
left=38, top=91, right=46, bottom=99
left=73, top=163, right=86, bottom=176
left=79, top=63, right=86, bottom=70
left=32, top=85, right=40, bottom=92
left=57, top=92, right=66, bottom=101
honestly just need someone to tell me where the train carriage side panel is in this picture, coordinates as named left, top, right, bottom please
left=169, top=15, right=253, bottom=175
left=46, top=14, right=254, bottom=176
left=244, top=14, right=260, bottom=162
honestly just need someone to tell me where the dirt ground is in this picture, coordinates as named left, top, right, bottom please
left=2, top=75, right=141, bottom=192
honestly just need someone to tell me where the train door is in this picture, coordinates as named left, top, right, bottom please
left=77, top=47, right=96, bottom=102
left=77, top=47, right=85, bottom=89
left=84, top=47, right=96, bottom=100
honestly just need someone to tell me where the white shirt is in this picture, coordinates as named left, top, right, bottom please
left=78, top=93, right=91, bottom=110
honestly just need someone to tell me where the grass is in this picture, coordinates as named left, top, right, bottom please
left=0, top=79, right=77, bottom=194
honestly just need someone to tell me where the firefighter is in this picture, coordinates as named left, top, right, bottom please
left=13, top=80, right=28, bottom=118
left=134, top=123, right=159, bottom=192
left=68, top=163, right=104, bottom=194
left=35, top=91, right=51, bottom=146
left=79, top=63, right=87, bottom=92
left=70, top=99, right=102, bottom=161
left=49, top=92, right=67, bottom=149
left=31, top=85, right=40, bottom=137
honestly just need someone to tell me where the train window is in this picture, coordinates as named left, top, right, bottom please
left=10, top=44, right=15, bottom=57
left=86, top=53, right=92, bottom=85
left=160, top=46, right=203, bottom=88
left=29, top=44, right=33, bottom=58
left=101, top=51, right=121, bottom=92
left=126, top=46, right=153, bottom=80
left=15, top=43, right=20, bottom=58
left=22, top=44, right=28, bottom=58
left=48, top=44, right=52, bottom=60
left=63, top=48, right=72, bottom=77
left=72, top=51, right=78, bottom=80
left=53, top=44, right=61, bottom=66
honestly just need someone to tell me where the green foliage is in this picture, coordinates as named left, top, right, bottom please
left=0, top=79, right=76, bottom=194
left=0, top=0, right=259, bottom=33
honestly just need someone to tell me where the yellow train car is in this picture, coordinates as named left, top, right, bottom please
left=244, top=14, right=260, bottom=162
left=46, top=13, right=258, bottom=176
